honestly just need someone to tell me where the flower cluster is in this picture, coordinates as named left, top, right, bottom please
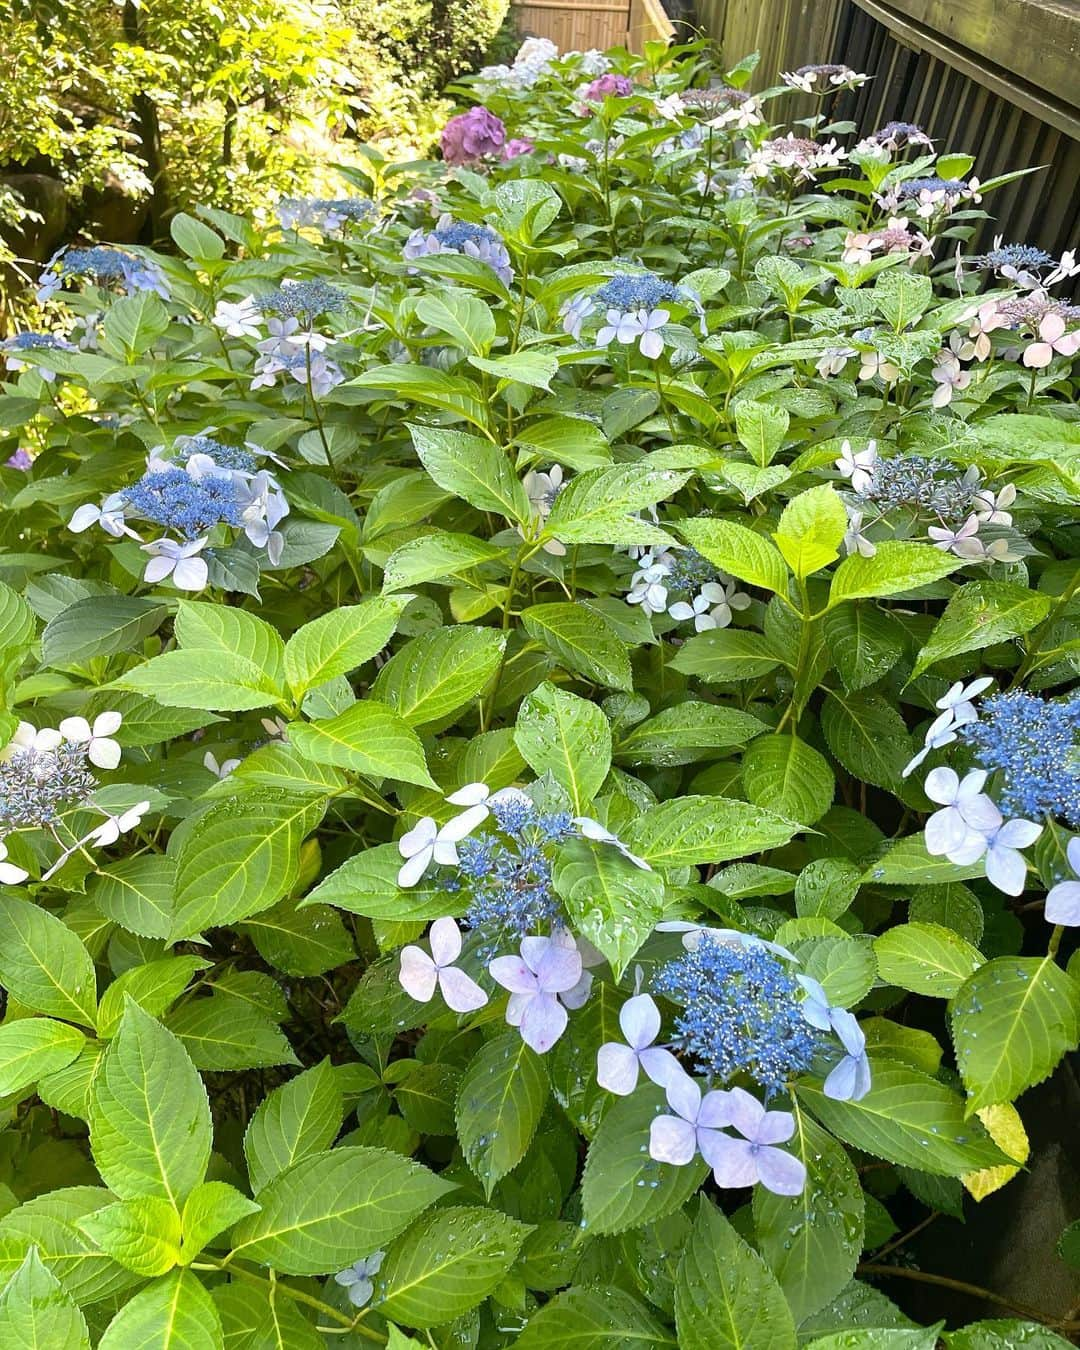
left=855, top=120, right=933, bottom=153
left=746, top=134, right=847, bottom=183
left=883, top=175, right=981, bottom=220
left=441, top=106, right=507, bottom=164
left=627, top=548, right=750, bottom=630
left=403, top=215, right=514, bottom=287
left=780, top=63, right=869, bottom=93
left=253, top=280, right=347, bottom=322
left=37, top=246, right=169, bottom=302
left=679, top=86, right=762, bottom=130
left=69, top=439, right=289, bottom=589
left=841, top=216, right=932, bottom=267
left=581, top=73, right=634, bottom=106
left=0, top=716, right=149, bottom=882
left=276, top=197, right=373, bottom=232
left=963, top=691, right=1080, bottom=829
left=474, top=36, right=561, bottom=93
left=561, top=270, right=703, bottom=357
left=835, top=442, right=1020, bottom=563
left=2, top=331, right=74, bottom=382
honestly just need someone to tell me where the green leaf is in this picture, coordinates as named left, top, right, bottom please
left=862, top=834, right=989, bottom=885
left=517, top=1286, right=677, bottom=1348
left=374, top=1205, right=531, bottom=1327
left=798, top=1060, right=1010, bottom=1175
left=807, top=1333, right=940, bottom=1350
left=213, top=1282, right=321, bottom=1350
left=372, top=626, right=506, bottom=727
left=76, top=1197, right=181, bottom=1277
left=797, top=937, right=878, bottom=1007
left=227, top=1146, right=454, bottom=1275
left=116, top=650, right=285, bottom=712
left=822, top=603, right=904, bottom=692
left=734, top=399, right=789, bottom=467
left=178, top=1183, right=259, bottom=1264
left=42, top=597, right=168, bottom=667
left=582, top=1088, right=708, bottom=1236
left=240, top=897, right=354, bottom=976
left=381, top=532, right=506, bottom=592
left=244, top=1060, right=345, bottom=1195
left=951, top=957, right=1080, bottom=1113
left=626, top=795, right=799, bottom=868
left=414, top=291, right=496, bottom=356
left=89, top=1002, right=211, bottom=1206
left=170, top=212, right=226, bottom=259
left=544, top=466, right=689, bottom=546
left=668, top=628, right=782, bottom=683
left=774, top=485, right=847, bottom=579
left=617, top=702, right=766, bottom=767
left=96, top=956, right=209, bottom=1037
left=283, top=598, right=407, bottom=696
left=0, top=898, right=97, bottom=1027
left=286, top=702, right=437, bottom=788
left=174, top=602, right=284, bottom=682
left=912, top=581, right=1054, bottom=678
left=555, top=841, right=665, bottom=979
left=678, top=518, right=789, bottom=594
left=742, top=734, right=834, bottom=825
left=753, top=1109, right=863, bottom=1321
left=0, top=1186, right=140, bottom=1306
left=457, top=1034, right=549, bottom=1197
left=523, top=603, right=632, bottom=690
left=348, top=365, right=489, bottom=431
left=301, top=842, right=454, bottom=922
left=675, top=1197, right=796, bottom=1349
left=795, top=859, right=862, bottom=921
left=0, top=1248, right=91, bottom=1350
left=828, top=542, right=962, bottom=608
left=166, top=994, right=298, bottom=1071
left=874, top=268, right=933, bottom=329
left=469, top=351, right=559, bottom=390
left=909, top=884, right=985, bottom=945
left=0, top=1019, right=85, bottom=1098
left=875, top=922, right=984, bottom=998
left=821, top=689, right=910, bottom=792
left=89, top=857, right=177, bottom=940
left=170, top=791, right=325, bottom=939
left=97, top=1270, right=222, bottom=1349
left=514, top=682, right=611, bottom=813
left=943, top=1322, right=1075, bottom=1350
left=408, top=423, right=530, bottom=523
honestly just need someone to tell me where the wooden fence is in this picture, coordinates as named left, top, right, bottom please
left=510, top=0, right=674, bottom=54
left=696, top=0, right=1080, bottom=258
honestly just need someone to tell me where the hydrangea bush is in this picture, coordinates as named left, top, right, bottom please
left=0, top=37, right=1078, bottom=1349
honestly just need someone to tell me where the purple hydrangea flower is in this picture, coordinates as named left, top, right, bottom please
left=441, top=107, right=507, bottom=164
left=489, top=934, right=582, bottom=1053
left=584, top=73, right=634, bottom=104
left=704, top=1086, right=806, bottom=1196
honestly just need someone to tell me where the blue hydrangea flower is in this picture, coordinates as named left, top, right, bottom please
left=37, top=246, right=169, bottom=302
left=333, top=1251, right=384, bottom=1307
left=174, top=435, right=258, bottom=474
left=654, top=936, right=816, bottom=1096
left=277, top=197, right=374, bottom=232
left=403, top=214, right=514, bottom=286
left=252, top=280, right=346, bottom=321
left=121, top=468, right=244, bottom=540
left=963, top=691, right=1080, bottom=829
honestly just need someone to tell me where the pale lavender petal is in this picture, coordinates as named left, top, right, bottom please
left=664, top=1069, right=701, bottom=1123
left=505, top=992, right=529, bottom=1027
left=648, top=1114, right=697, bottom=1165
left=520, top=935, right=553, bottom=973
left=619, top=993, right=661, bottom=1050
left=399, top=946, right=438, bottom=1002
left=142, top=556, right=175, bottom=585
left=753, top=1109, right=796, bottom=1146
left=439, top=804, right=488, bottom=841
left=638, top=1046, right=682, bottom=1089
left=519, top=992, right=568, bottom=1053
left=560, top=970, right=593, bottom=1010
left=923, top=766, right=959, bottom=806
left=597, top=1042, right=639, bottom=1094
left=755, top=1145, right=807, bottom=1196
left=639, top=329, right=664, bottom=359
left=400, top=817, right=437, bottom=857
left=438, top=966, right=488, bottom=1013
left=431, top=836, right=459, bottom=867
left=1067, top=838, right=1080, bottom=874
left=995, top=818, right=1042, bottom=850
left=706, top=1133, right=758, bottom=1189
left=397, top=849, right=433, bottom=888
left=824, top=1055, right=859, bottom=1101
left=428, top=916, right=462, bottom=967
left=721, top=1086, right=764, bottom=1140
left=173, top=556, right=209, bottom=590
left=697, top=1088, right=735, bottom=1130
left=489, top=956, right=537, bottom=994
left=534, top=943, right=583, bottom=994
left=445, top=782, right=489, bottom=806
left=925, top=807, right=968, bottom=856
left=1045, top=880, right=1080, bottom=926
left=985, top=844, right=1028, bottom=896
left=831, top=1009, right=865, bottom=1059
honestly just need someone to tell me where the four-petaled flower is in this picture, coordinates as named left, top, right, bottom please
left=923, top=767, right=1000, bottom=857
left=397, top=815, right=460, bottom=887
left=333, top=1251, right=385, bottom=1308
left=835, top=439, right=877, bottom=494
left=704, top=1086, right=806, bottom=1196
left=142, top=538, right=209, bottom=591
left=648, top=1071, right=733, bottom=1168
left=1023, top=313, right=1080, bottom=368
left=398, top=916, right=488, bottom=1012
left=489, top=934, right=583, bottom=1052
left=597, top=993, right=680, bottom=1094
left=1045, top=838, right=1080, bottom=927
left=58, top=712, right=123, bottom=770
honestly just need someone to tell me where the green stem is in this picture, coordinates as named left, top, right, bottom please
left=197, top=1259, right=386, bottom=1342
left=1011, top=565, right=1079, bottom=686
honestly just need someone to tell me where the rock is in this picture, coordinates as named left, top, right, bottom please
left=81, top=171, right=149, bottom=244
left=0, top=174, right=68, bottom=260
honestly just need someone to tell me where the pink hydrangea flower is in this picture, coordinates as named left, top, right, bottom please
left=441, top=107, right=506, bottom=165
left=501, top=138, right=534, bottom=160
left=584, top=74, right=633, bottom=104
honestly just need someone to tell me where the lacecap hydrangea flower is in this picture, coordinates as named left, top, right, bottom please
left=403, top=214, right=514, bottom=286
left=37, top=245, right=169, bottom=303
